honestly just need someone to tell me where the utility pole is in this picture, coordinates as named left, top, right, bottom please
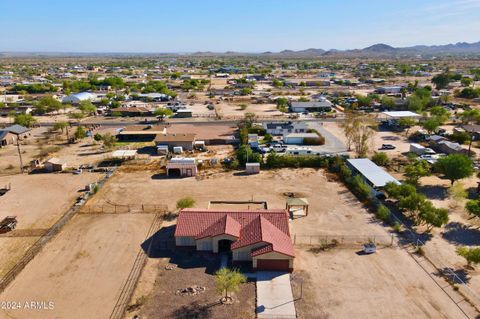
left=16, top=136, right=24, bottom=173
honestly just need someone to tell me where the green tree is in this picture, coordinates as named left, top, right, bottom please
left=239, top=88, right=252, bottom=96
left=457, top=247, right=480, bottom=266
left=263, top=133, right=273, bottom=143
left=404, top=160, right=431, bottom=185
left=53, top=121, right=69, bottom=139
left=448, top=182, right=467, bottom=207
left=214, top=268, right=247, bottom=302
left=78, top=100, right=96, bottom=115
left=466, top=200, right=480, bottom=219
left=431, top=73, right=450, bottom=90
left=176, top=197, right=195, bottom=210
left=14, top=114, right=37, bottom=128
left=422, top=117, right=441, bottom=134
left=398, top=117, right=417, bottom=135
left=461, top=77, right=473, bottom=87
left=74, top=126, right=87, bottom=139
left=154, top=107, right=174, bottom=119
left=38, top=95, right=62, bottom=113
left=101, top=133, right=117, bottom=149
left=236, top=145, right=261, bottom=166
left=418, top=203, right=449, bottom=231
left=429, top=106, right=449, bottom=123
left=276, top=97, right=289, bottom=112
left=460, top=109, right=480, bottom=124
left=435, top=154, right=474, bottom=185
left=381, top=95, right=395, bottom=109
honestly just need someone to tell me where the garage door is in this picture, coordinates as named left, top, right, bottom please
left=257, top=259, right=290, bottom=271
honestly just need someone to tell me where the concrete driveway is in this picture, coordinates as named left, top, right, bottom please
left=308, top=121, right=347, bottom=154
left=256, top=271, right=296, bottom=319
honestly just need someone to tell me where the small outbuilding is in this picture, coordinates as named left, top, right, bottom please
left=245, top=162, right=260, bottom=174
left=154, top=133, right=196, bottom=151
left=111, top=149, right=137, bottom=160
left=286, top=197, right=309, bottom=217
left=62, top=92, right=96, bottom=104
left=44, top=157, right=67, bottom=172
left=166, top=157, right=197, bottom=177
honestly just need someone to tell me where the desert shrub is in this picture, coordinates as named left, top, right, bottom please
left=248, top=125, right=266, bottom=135
left=376, top=204, right=391, bottom=222
left=265, top=152, right=329, bottom=169
left=304, top=136, right=325, bottom=145
left=176, top=197, right=195, bottom=210
left=371, top=152, right=390, bottom=166
left=347, top=175, right=372, bottom=201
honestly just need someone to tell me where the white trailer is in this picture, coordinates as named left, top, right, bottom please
left=410, top=143, right=435, bottom=155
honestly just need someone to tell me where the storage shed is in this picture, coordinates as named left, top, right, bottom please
left=166, top=157, right=197, bottom=177
left=245, top=162, right=260, bottom=174
left=44, top=157, right=67, bottom=172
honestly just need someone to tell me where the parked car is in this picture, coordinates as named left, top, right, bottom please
left=363, top=242, right=377, bottom=254
left=272, top=144, right=286, bottom=152
left=379, top=144, right=396, bottom=150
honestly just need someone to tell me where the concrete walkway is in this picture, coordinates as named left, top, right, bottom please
left=256, top=271, right=296, bottom=319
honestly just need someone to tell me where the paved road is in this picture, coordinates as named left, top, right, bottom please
left=34, top=115, right=345, bottom=127
left=256, top=271, right=296, bottom=319
left=307, top=121, right=348, bottom=154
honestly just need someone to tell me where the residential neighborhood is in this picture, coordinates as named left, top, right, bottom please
left=2, top=1, right=480, bottom=319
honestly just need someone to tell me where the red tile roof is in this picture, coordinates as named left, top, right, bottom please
left=175, top=209, right=294, bottom=257
left=196, top=215, right=241, bottom=239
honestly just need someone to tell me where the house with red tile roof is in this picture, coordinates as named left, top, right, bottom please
left=174, top=208, right=295, bottom=272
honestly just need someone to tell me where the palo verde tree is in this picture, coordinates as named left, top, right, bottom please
left=14, top=114, right=37, bottom=128
left=457, top=247, right=480, bottom=267
left=435, top=154, right=474, bottom=186
left=53, top=121, right=70, bottom=140
left=340, top=112, right=377, bottom=157
left=214, top=268, right=246, bottom=303
left=404, top=159, right=431, bottom=185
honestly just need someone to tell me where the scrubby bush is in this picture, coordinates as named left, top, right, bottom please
left=265, top=152, right=329, bottom=169
left=376, top=204, right=391, bottom=222
left=371, top=152, right=390, bottom=166
left=176, top=197, right=195, bottom=210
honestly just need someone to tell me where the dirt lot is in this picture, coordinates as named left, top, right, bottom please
left=0, top=172, right=101, bottom=278
left=167, top=123, right=237, bottom=142
left=0, top=213, right=155, bottom=319
left=83, top=168, right=470, bottom=318
left=135, top=250, right=255, bottom=319
left=293, top=247, right=467, bottom=319
left=215, top=102, right=283, bottom=118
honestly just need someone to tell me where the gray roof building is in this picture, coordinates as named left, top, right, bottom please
left=346, top=158, right=400, bottom=189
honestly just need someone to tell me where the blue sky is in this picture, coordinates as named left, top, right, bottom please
left=1, top=0, right=480, bottom=52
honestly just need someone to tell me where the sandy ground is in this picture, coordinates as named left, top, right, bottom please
left=0, top=213, right=155, bottom=319
left=0, top=173, right=101, bottom=230
left=294, top=247, right=467, bottom=319
left=0, top=172, right=102, bottom=278
left=83, top=168, right=470, bottom=318
left=215, top=103, right=283, bottom=118
left=166, top=123, right=237, bottom=141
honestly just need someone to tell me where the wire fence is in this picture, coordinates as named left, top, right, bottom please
left=384, top=204, right=480, bottom=317
left=292, top=234, right=395, bottom=248
left=0, top=169, right=116, bottom=293
left=79, top=203, right=168, bottom=214
left=109, top=213, right=164, bottom=319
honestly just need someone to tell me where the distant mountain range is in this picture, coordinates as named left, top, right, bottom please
left=191, top=41, right=480, bottom=58
left=2, top=41, right=480, bottom=58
